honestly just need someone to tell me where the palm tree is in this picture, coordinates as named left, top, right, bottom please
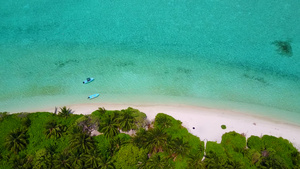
left=146, top=153, right=173, bottom=169
left=45, top=120, right=66, bottom=139
left=132, top=128, right=148, bottom=148
left=76, top=116, right=99, bottom=135
left=133, top=127, right=168, bottom=155
left=108, top=135, right=129, bottom=156
left=168, top=137, right=190, bottom=161
left=9, top=154, right=33, bottom=169
left=82, top=150, right=102, bottom=168
left=118, top=109, right=135, bottom=132
left=10, top=155, right=26, bottom=169
left=100, top=114, right=120, bottom=138
left=53, top=151, right=71, bottom=169
left=99, top=155, right=115, bottom=169
left=187, top=151, right=205, bottom=169
left=5, top=128, right=28, bottom=154
left=69, top=150, right=84, bottom=169
left=68, top=125, right=83, bottom=135
left=155, top=114, right=172, bottom=129
left=97, top=107, right=106, bottom=114
left=204, top=151, right=228, bottom=169
left=145, top=127, right=168, bottom=154
left=58, top=106, right=72, bottom=118
left=69, top=133, right=95, bottom=153
left=21, top=117, right=31, bottom=128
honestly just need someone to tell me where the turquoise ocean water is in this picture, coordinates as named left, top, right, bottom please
left=1, top=1, right=299, bottom=123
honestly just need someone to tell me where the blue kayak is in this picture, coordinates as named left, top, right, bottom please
left=83, top=77, right=94, bottom=84
left=88, top=93, right=99, bottom=99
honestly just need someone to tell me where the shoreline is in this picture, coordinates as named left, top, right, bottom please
left=2, top=93, right=300, bottom=125
left=39, top=102, right=300, bottom=150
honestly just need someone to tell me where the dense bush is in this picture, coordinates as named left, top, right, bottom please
left=113, top=144, right=147, bottom=169
left=0, top=108, right=299, bottom=169
left=221, top=131, right=250, bottom=168
left=25, top=112, right=81, bottom=154
left=261, top=135, right=299, bottom=168
left=0, top=113, right=24, bottom=161
left=205, top=141, right=228, bottom=168
left=206, top=141, right=227, bottom=159
left=247, top=135, right=262, bottom=150
left=0, top=112, right=8, bottom=122
left=129, top=107, right=147, bottom=129
left=154, top=113, right=204, bottom=157
left=221, top=131, right=246, bottom=153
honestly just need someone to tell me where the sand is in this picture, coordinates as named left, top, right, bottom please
left=44, top=103, right=300, bottom=150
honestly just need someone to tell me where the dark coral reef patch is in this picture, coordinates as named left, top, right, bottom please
left=272, top=40, right=293, bottom=57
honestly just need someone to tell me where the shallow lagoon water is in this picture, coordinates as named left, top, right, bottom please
left=0, top=1, right=299, bottom=123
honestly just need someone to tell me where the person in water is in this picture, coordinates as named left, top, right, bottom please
left=83, top=78, right=91, bottom=84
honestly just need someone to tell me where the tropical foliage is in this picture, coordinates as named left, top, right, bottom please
left=118, top=108, right=135, bottom=132
left=5, top=128, right=28, bottom=154
left=44, top=120, right=66, bottom=139
left=58, top=106, right=73, bottom=118
left=100, top=112, right=120, bottom=138
left=69, top=132, right=95, bottom=153
left=0, top=108, right=299, bottom=169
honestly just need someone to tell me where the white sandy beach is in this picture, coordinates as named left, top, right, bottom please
left=44, top=103, right=300, bottom=150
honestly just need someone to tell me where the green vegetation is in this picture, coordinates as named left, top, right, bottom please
left=221, top=124, right=226, bottom=129
left=0, top=107, right=299, bottom=169
left=5, top=128, right=28, bottom=154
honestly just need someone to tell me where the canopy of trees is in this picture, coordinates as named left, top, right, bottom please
left=0, top=108, right=299, bottom=169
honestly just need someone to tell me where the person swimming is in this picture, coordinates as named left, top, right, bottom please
left=83, top=77, right=93, bottom=84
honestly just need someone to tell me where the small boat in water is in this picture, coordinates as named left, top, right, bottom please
left=88, top=93, right=99, bottom=99
left=83, top=77, right=94, bottom=84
